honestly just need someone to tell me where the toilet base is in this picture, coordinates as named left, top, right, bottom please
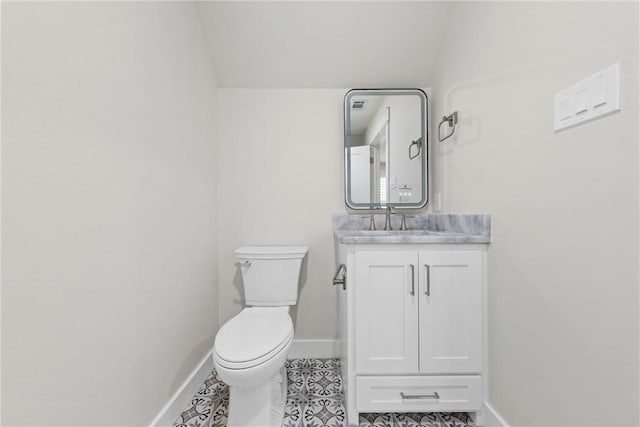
left=226, top=366, right=287, bottom=427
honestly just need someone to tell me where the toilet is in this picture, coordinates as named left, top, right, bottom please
left=213, top=246, right=308, bottom=427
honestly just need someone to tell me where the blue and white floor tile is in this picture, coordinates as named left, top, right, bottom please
left=283, top=358, right=345, bottom=427
left=172, top=358, right=473, bottom=427
left=173, top=369, right=229, bottom=427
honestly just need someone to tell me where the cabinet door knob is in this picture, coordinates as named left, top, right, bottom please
left=400, top=391, right=440, bottom=400
left=425, top=264, right=431, bottom=296
left=409, top=264, right=415, bottom=295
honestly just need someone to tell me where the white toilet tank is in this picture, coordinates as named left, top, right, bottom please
left=235, top=246, right=308, bottom=306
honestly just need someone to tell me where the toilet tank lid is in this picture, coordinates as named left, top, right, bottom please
left=235, top=246, right=308, bottom=258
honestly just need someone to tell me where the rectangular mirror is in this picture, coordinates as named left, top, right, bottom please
left=344, top=88, right=428, bottom=209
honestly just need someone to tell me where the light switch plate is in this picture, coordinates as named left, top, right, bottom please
left=554, top=63, right=620, bottom=132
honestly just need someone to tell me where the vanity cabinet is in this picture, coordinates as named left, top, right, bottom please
left=337, top=244, right=487, bottom=426
left=355, top=250, right=482, bottom=374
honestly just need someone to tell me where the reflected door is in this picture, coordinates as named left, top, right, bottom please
left=349, top=146, right=371, bottom=204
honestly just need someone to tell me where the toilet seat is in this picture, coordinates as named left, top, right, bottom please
left=214, top=307, right=293, bottom=370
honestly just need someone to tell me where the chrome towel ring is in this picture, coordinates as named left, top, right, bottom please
left=438, top=111, right=458, bottom=142
left=409, top=137, right=422, bottom=159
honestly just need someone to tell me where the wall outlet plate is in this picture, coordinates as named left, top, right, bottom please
left=554, top=63, right=620, bottom=132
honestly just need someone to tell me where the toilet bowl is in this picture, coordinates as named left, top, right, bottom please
left=213, top=246, right=307, bottom=427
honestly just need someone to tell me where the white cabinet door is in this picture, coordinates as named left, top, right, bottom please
left=418, top=251, right=482, bottom=373
left=355, top=251, right=419, bottom=374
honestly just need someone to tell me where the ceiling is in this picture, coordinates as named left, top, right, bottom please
left=196, top=1, right=453, bottom=88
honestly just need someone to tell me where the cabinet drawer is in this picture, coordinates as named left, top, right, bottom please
left=356, top=375, right=481, bottom=412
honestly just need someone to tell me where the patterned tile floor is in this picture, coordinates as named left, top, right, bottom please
left=173, top=358, right=474, bottom=427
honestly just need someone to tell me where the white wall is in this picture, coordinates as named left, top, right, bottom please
left=196, top=1, right=452, bottom=88
left=431, top=2, right=639, bottom=426
left=1, top=2, right=218, bottom=425
left=217, top=89, right=345, bottom=339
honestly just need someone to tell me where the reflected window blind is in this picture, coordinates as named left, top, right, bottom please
left=379, top=177, right=387, bottom=203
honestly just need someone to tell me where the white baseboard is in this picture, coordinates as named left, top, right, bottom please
left=149, top=350, right=213, bottom=427
left=482, top=402, right=510, bottom=427
left=288, top=339, right=339, bottom=358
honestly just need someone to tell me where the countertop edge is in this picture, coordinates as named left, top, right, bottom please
left=335, top=234, right=491, bottom=245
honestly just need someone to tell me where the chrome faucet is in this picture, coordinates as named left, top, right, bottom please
left=384, top=205, right=395, bottom=230
left=368, top=213, right=377, bottom=231
left=400, top=214, right=408, bottom=231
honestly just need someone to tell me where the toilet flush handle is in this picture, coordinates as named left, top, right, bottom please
left=234, top=261, right=251, bottom=267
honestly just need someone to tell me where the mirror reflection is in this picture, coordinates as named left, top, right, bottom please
left=344, top=89, right=428, bottom=209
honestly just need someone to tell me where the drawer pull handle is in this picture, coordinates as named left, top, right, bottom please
left=400, top=391, right=440, bottom=400
left=409, top=264, right=415, bottom=295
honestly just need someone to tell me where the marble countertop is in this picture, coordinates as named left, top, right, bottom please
left=333, top=213, right=491, bottom=244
